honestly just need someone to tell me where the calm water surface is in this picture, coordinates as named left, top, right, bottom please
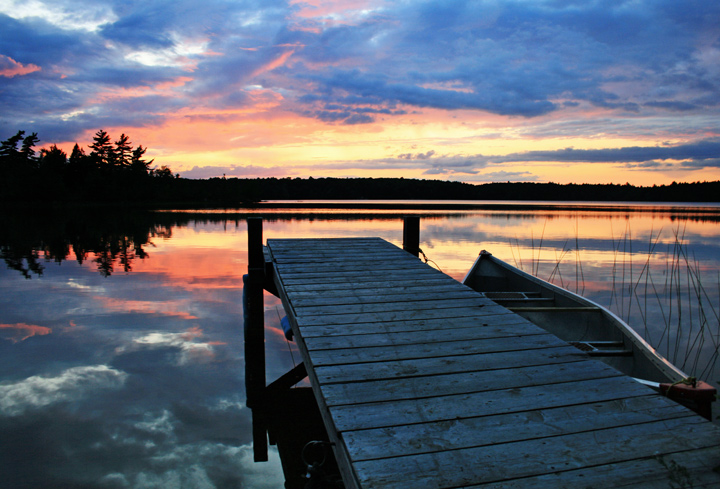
left=1, top=203, right=719, bottom=488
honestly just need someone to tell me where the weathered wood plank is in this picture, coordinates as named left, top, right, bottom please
left=286, top=285, right=481, bottom=307
left=269, top=237, right=385, bottom=244
left=281, top=276, right=460, bottom=292
left=294, top=296, right=496, bottom=318
left=294, top=304, right=511, bottom=327
left=475, top=446, right=720, bottom=489
left=351, top=417, right=720, bottom=489
left=269, top=241, right=428, bottom=257
left=321, top=359, right=622, bottom=407
left=271, top=247, right=410, bottom=259
left=329, top=376, right=657, bottom=431
left=314, top=345, right=588, bottom=384
left=274, top=260, right=431, bottom=275
left=303, top=319, right=543, bottom=349
left=307, top=333, right=567, bottom=367
left=270, top=247, right=421, bottom=259
left=278, top=267, right=446, bottom=285
left=269, top=237, right=384, bottom=245
left=343, top=395, right=695, bottom=461
left=298, top=312, right=527, bottom=338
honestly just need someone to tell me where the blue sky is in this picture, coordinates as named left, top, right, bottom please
left=1, top=0, right=719, bottom=183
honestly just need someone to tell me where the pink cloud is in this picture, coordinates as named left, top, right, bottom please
left=290, top=0, right=379, bottom=19
left=0, top=55, right=41, bottom=78
left=251, top=49, right=297, bottom=77
left=0, top=323, right=52, bottom=343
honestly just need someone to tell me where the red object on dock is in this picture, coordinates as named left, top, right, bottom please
left=660, top=380, right=717, bottom=421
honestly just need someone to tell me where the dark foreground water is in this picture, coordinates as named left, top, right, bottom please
left=1, top=203, right=719, bottom=488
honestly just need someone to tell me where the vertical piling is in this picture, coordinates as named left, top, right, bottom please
left=245, top=217, right=268, bottom=461
left=403, top=216, right=420, bottom=257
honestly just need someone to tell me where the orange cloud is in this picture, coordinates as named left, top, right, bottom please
left=0, top=55, right=41, bottom=77
left=154, top=76, right=194, bottom=90
left=88, top=76, right=195, bottom=104
left=180, top=325, right=203, bottom=340
left=0, top=323, right=52, bottom=343
left=95, top=296, right=199, bottom=320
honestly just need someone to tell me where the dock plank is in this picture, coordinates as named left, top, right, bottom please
left=282, top=276, right=460, bottom=292
left=476, top=447, right=720, bottom=489
left=298, top=313, right=528, bottom=338
left=292, top=304, right=510, bottom=326
left=265, top=237, right=720, bottom=489
left=277, top=267, right=447, bottom=285
left=321, top=359, right=623, bottom=406
left=289, top=287, right=482, bottom=307
left=352, top=417, right=719, bottom=489
left=314, top=345, right=589, bottom=384
left=303, top=319, right=544, bottom=349
left=342, top=395, right=695, bottom=461
left=307, top=333, right=567, bottom=366
left=328, top=376, right=655, bottom=431
left=293, top=295, right=495, bottom=317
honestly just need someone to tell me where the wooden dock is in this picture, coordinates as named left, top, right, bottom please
left=258, top=234, right=720, bottom=488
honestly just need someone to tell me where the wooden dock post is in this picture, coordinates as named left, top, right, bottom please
left=244, top=217, right=268, bottom=461
left=402, top=216, right=420, bottom=257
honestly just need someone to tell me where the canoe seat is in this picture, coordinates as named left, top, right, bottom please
left=483, top=291, right=555, bottom=309
left=484, top=291, right=543, bottom=299
left=569, top=341, right=633, bottom=357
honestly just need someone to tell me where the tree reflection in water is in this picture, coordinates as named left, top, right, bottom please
left=0, top=209, right=173, bottom=277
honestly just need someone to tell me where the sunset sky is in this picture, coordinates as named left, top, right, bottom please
left=1, top=0, right=719, bottom=185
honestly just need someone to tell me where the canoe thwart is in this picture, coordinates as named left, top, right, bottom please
left=569, top=341, right=633, bottom=357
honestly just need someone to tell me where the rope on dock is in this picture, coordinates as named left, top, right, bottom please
left=418, top=247, right=442, bottom=272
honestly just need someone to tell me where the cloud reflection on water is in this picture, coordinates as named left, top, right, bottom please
left=0, top=211, right=291, bottom=488
left=0, top=322, right=52, bottom=343
left=0, top=206, right=719, bottom=487
left=0, top=365, right=127, bottom=416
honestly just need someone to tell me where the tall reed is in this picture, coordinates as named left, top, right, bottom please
left=608, top=225, right=720, bottom=380
left=511, top=224, right=720, bottom=383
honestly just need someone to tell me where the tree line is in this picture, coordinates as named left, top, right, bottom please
left=2, top=129, right=719, bottom=204
left=212, top=177, right=720, bottom=203
left=0, top=129, right=177, bottom=203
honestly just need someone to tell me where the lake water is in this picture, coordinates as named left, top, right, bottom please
left=1, top=202, right=719, bottom=488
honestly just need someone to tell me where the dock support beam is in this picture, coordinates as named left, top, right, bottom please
left=403, top=216, right=420, bottom=257
left=245, top=217, right=268, bottom=461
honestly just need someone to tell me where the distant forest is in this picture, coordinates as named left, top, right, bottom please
left=2, top=129, right=720, bottom=204
left=215, top=177, right=720, bottom=204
